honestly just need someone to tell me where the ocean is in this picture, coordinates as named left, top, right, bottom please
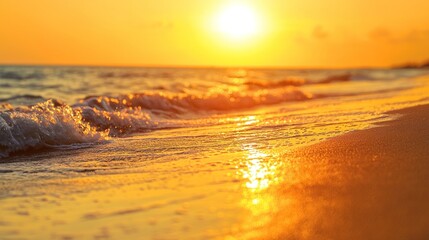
left=1, top=66, right=428, bottom=159
left=1, top=65, right=429, bottom=239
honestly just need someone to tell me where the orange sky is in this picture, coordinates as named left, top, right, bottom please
left=1, top=0, right=429, bottom=68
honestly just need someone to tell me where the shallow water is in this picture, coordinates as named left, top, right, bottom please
left=0, top=66, right=429, bottom=239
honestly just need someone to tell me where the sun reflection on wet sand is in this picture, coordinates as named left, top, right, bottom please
left=241, top=144, right=271, bottom=190
left=235, top=141, right=284, bottom=237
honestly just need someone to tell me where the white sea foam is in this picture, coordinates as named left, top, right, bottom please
left=0, top=100, right=107, bottom=158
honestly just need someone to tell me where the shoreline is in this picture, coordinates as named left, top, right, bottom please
left=260, top=104, right=429, bottom=239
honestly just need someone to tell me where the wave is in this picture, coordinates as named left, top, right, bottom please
left=76, top=88, right=312, bottom=134
left=241, top=70, right=429, bottom=91
left=318, top=74, right=352, bottom=84
left=98, top=72, right=149, bottom=79
left=244, top=77, right=306, bottom=89
left=0, top=94, right=45, bottom=102
left=242, top=74, right=353, bottom=90
left=98, top=70, right=173, bottom=79
left=0, top=87, right=313, bottom=158
left=78, top=87, right=312, bottom=112
left=0, top=71, right=45, bottom=80
left=0, top=100, right=106, bottom=158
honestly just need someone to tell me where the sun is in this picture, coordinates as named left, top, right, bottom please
left=213, top=3, right=262, bottom=41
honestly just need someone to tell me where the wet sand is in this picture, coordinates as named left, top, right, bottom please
left=263, top=104, right=429, bottom=239
left=1, top=104, right=429, bottom=239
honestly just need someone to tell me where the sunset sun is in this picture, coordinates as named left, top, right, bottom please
left=213, top=2, right=262, bottom=41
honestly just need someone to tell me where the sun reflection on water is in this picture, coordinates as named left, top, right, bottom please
left=240, top=143, right=280, bottom=191
left=238, top=142, right=283, bottom=227
left=241, top=146, right=270, bottom=190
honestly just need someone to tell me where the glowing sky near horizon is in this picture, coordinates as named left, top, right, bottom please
left=1, top=0, right=429, bottom=68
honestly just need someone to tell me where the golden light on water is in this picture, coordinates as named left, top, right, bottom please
left=212, top=2, right=262, bottom=41
left=241, top=146, right=270, bottom=190
left=240, top=143, right=282, bottom=193
left=239, top=116, right=259, bottom=126
left=236, top=141, right=283, bottom=234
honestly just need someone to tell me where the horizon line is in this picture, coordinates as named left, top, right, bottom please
left=0, top=62, right=390, bottom=70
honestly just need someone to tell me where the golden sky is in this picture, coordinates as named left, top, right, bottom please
left=1, top=0, right=429, bottom=68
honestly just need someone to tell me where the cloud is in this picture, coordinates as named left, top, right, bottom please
left=293, top=26, right=329, bottom=44
left=369, top=27, right=392, bottom=41
left=313, top=26, right=329, bottom=39
left=369, top=27, right=429, bottom=43
left=402, top=29, right=429, bottom=42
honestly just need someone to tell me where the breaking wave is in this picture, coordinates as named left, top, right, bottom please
left=0, top=87, right=313, bottom=158
left=0, top=100, right=106, bottom=158
left=77, top=87, right=311, bottom=112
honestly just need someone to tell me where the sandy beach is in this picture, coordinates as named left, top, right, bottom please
left=261, top=104, right=429, bottom=239
left=1, top=101, right=429, bottom=239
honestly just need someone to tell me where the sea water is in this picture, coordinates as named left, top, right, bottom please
left=0, top=66, right=428, bottom=239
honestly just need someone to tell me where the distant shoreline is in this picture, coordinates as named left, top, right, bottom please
left=392, top=60, right=429, bottom=69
